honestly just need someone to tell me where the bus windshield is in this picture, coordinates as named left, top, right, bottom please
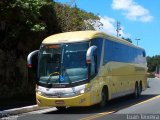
left=38, top=42, right=89, bottom=85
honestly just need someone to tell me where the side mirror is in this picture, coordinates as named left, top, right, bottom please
left=86, top=46, right=97, bottom=64
left=27, top=50, right=39, bottom=68
left=86, top=46, right=97, bottom=82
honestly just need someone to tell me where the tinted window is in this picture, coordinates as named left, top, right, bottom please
left=104, top=39, right=145, bottom=64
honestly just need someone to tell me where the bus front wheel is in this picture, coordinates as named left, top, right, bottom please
left=99, top=88, right=108, bottom=108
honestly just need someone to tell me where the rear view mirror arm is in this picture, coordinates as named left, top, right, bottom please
left=27, top=50, right=39, bottom=68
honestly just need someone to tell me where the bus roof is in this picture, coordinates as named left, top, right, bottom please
left=42, top=30, right=143, bottom=50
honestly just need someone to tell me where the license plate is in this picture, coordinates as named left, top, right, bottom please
left=55, top=100, right=65, bottom=104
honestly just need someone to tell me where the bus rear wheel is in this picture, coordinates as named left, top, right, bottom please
left=139, top=82, right=142, bottom=93
left=134, top=83, right=140, bottom=98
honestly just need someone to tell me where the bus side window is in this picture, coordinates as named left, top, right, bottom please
left=91, top=55, right=97, bottom=77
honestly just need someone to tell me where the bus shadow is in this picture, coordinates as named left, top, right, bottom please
left=44, top=94, right=157, bottom=114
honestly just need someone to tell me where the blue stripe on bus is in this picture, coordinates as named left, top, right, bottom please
left=91, top=38, right=146, bottom=68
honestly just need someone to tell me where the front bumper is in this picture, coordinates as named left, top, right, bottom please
left=36, top=92, right=92, bottom=107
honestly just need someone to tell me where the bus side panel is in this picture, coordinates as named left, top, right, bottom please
left=105, top=62, right=147, bottom=98
left=100, top=39, right=147, bottom=99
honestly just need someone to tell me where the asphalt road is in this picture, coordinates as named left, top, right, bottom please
left=6, top=78, right=160, bottom=120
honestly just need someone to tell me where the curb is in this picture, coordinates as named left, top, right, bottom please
left=0, top=105, right=48, bottom=117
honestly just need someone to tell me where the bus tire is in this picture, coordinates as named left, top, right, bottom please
left=56, top=107, right=66, bottom=111
left=139, top=81, right=142, bottom=94
left=134, top=83, right=140, bottom=98
left=99, top=87, right=108, bottom=108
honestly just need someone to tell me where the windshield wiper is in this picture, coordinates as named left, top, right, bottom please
left=46, top=75, right=52, bottom=85
left=46, top=73, right=59, bottom=86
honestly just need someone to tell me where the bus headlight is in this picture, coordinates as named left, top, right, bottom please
left=36, top=86, right=43, bottom=95
left=80, top=89, right=85, bottom=94
left=36, top=89, right=42, bottom=95
left=37, top=91, right=42, bottom=95
left=76, top=86, right=91, bottom=95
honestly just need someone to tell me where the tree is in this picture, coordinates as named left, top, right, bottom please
left=0, top=0, right=102, bottom=99
left=0, top=0, right=61, bottom=99
left=147, top=55, right=160, bottom=73
left=54, top=2, right=102, bottom=32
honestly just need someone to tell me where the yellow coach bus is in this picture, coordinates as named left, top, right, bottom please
left=27, top=31, right=147, bottom=110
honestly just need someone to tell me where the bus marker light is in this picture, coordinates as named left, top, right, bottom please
left=86, top=59, right=91, bottom=63
left=27, top=64, right=32, bottom=68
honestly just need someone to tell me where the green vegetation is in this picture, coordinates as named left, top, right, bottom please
left=147, top=55, right=160, bottom=73
left=0, top=0, right=101, bottom=99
